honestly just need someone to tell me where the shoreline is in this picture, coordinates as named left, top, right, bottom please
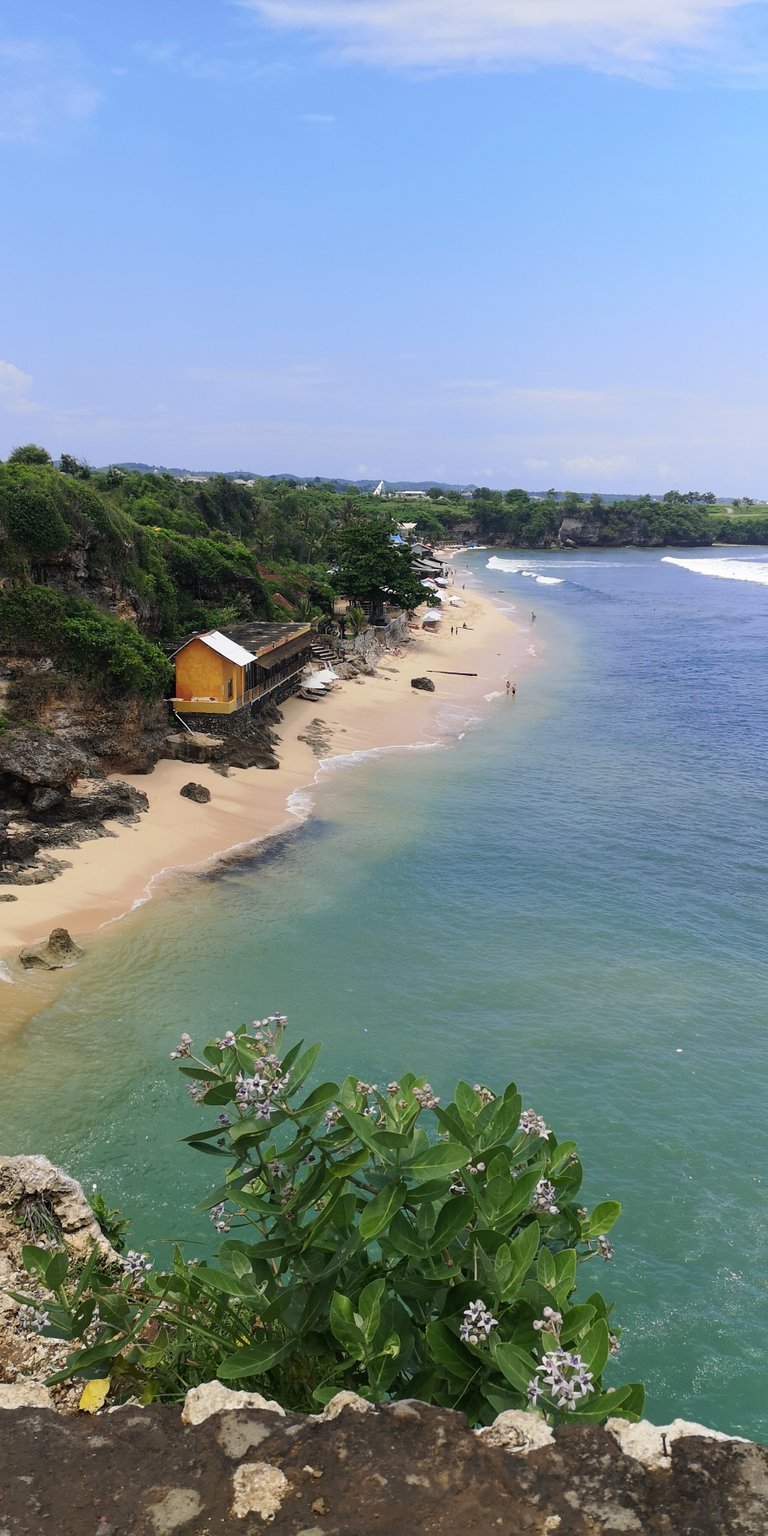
left=0, top=569, right=530, bottom=1029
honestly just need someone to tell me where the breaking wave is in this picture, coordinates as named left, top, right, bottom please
left=662, top=556, right=768, bottom=587
left=487, top=557, right=564, bottom=584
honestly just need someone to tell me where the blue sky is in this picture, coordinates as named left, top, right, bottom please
left=2, top=0, right=768, bottom=490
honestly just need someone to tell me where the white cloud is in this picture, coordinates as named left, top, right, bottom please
left=134, top=40, right=279, bottom=83
left=0, top=361, right=33, bottom=400
left=440, top=378, right=503, bottom=391
left=523, top=456, right=550, bottom=471
left=239, top=0, right=749, bottom=76
left=562, top=453, right=630, bottom=475
left=0, top=42, right=100, bottom=144
left=512, top=386, right=617, bottom=410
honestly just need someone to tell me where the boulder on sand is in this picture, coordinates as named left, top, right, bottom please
left=18, top=927, right=84, bottom=971
left=411, top=676, right=436, bottom=692
left=180, top=781, right=211, bottom=804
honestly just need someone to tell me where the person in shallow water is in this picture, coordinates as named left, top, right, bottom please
left=531, top=611, right=536, bottom=622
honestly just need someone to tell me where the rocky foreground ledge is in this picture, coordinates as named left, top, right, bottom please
left=0, top=1387, right=765, bottom=1534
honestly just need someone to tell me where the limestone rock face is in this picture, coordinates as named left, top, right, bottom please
left=18, top=928, right=84, bottom=970
left=0, top=1383, right=53, bottom=1410
left=606, top=1414, right=747, bottom=1469
left=0, top=1155, right=118, bottom=1262
left=164, top=731, right=225, bottom=764
left=411, top=676, right=436, bottom=692
left=0, top=726, right=87, bottom=791
left=179, top=781, right=211, bottom=804
left=182, top=1384, right=286, bottom=1425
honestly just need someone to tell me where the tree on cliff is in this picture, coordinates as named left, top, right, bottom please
left=6, top=443, right=51, bottom=466
left=332, top=518, right=434, bottom=622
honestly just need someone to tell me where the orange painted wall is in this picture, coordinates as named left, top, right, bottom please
left=174, top=638, right=241, bottom=703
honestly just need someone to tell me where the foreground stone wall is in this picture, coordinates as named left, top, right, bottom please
left=0, top=1390, right=765, bottom=1535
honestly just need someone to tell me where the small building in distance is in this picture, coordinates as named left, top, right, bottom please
left=171, top=622, right=312, bottom=722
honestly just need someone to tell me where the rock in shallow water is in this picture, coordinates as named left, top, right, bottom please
left=18, top=927, right=84, bottom=970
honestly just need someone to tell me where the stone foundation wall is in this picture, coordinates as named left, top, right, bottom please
left=0, top=1388, right=765, bottom=1534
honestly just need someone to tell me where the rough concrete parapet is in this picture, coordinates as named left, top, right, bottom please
left=0, top=1396, right=764, bottom=1535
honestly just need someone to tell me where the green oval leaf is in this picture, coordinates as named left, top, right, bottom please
left=359, top=1182, right=407, bottom=1243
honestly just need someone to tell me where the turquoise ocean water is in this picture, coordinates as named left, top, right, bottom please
left=1, top=547, right=766, bottom=1438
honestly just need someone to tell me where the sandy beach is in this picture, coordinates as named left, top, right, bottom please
left=0, top=571, right=525, bottom=1023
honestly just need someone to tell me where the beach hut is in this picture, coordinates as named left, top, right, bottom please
left=172, top=622, right=313, bottom=718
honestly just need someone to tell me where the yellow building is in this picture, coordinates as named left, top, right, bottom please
left=172, top=622, right=312, bottom=717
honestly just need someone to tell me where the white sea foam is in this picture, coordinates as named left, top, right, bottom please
left=484, top=690, right=504, bottom=702
left=662, top=556, right=768, bottom=587
left=286, top=786, right=315, bottom=818
left=487, top=557, right=564, bottom=584
left=0, top=959, right=14, bottom=985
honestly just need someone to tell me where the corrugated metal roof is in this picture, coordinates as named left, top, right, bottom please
left=200, top=630, right=256, bottom=667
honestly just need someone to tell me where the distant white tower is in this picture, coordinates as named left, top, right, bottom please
left=372, top=480, right=385, bottom=497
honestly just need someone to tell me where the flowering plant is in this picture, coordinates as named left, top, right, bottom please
left=16, top=1016, right=643, bottom=1423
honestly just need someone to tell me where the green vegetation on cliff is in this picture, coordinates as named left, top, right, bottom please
left=2, top=446, right=766, bottom=710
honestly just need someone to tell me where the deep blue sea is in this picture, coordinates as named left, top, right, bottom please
left=1, top=546, right=766, bottom=1438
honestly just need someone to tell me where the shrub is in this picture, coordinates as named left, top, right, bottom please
left=13, top=1017, right=643, bottom=1423
left=0, top=586, right=172, bottom=700
left=1, top=473, right=73, bottom=557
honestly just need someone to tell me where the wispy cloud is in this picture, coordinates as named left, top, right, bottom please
left=0, top=41, right=100, bottom=144
left=134, top=39, right=279, bottom=83
left=440, top=378, right=503, bottom=391
left=184, top=362, right=337, bottom=396
left=239, top=0, right=752, bottom=78
left=562, top=453, right=630, bottom=475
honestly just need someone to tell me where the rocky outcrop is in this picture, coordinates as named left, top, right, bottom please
left=172, top=705, right=282, bottom=769
left=164, top=731, right=225, bottom=764
left=0, top=1156, right=118, bottom=1263
left=0, top=726, right=88, bottom=796
left=18, top=928, right=84, bottom=970
left=0, top=1396, right=763, bottom=1534
left=298, top=718, right=334, bottom=758
left=411, top=676, right=436, bottom=692
left=0, top=1155, right=120, bottom=1411
left=0, top=737, right=149, bottom=887
left=1, top=666, right=169, bottom=775
left=179, top=782, right=211, bottom=804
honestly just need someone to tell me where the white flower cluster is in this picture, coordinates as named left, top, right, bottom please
left=473, top=1084, right=495, bottom=1106
left=459, top=1299, right=499, bottom=1345
left=235, top=1058, right=290, bottom=1120
left=17, top=1303, right=50, bottom=1334
left=518, top=1108, right=551, bottom=1140
left=533, top=1178, right=559, bottom=1215
left=527, top=1348, right=595, bottom=1410
left=532, top=1305, right=563, bottom=1335
left=209, top=1203, right=230, bottom=1234
left=123, top=1250, right=152, bottom=1279
left=169, top=1032, right=192, bottom=1060
left=413, top=1083, right=440, bottom=1109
